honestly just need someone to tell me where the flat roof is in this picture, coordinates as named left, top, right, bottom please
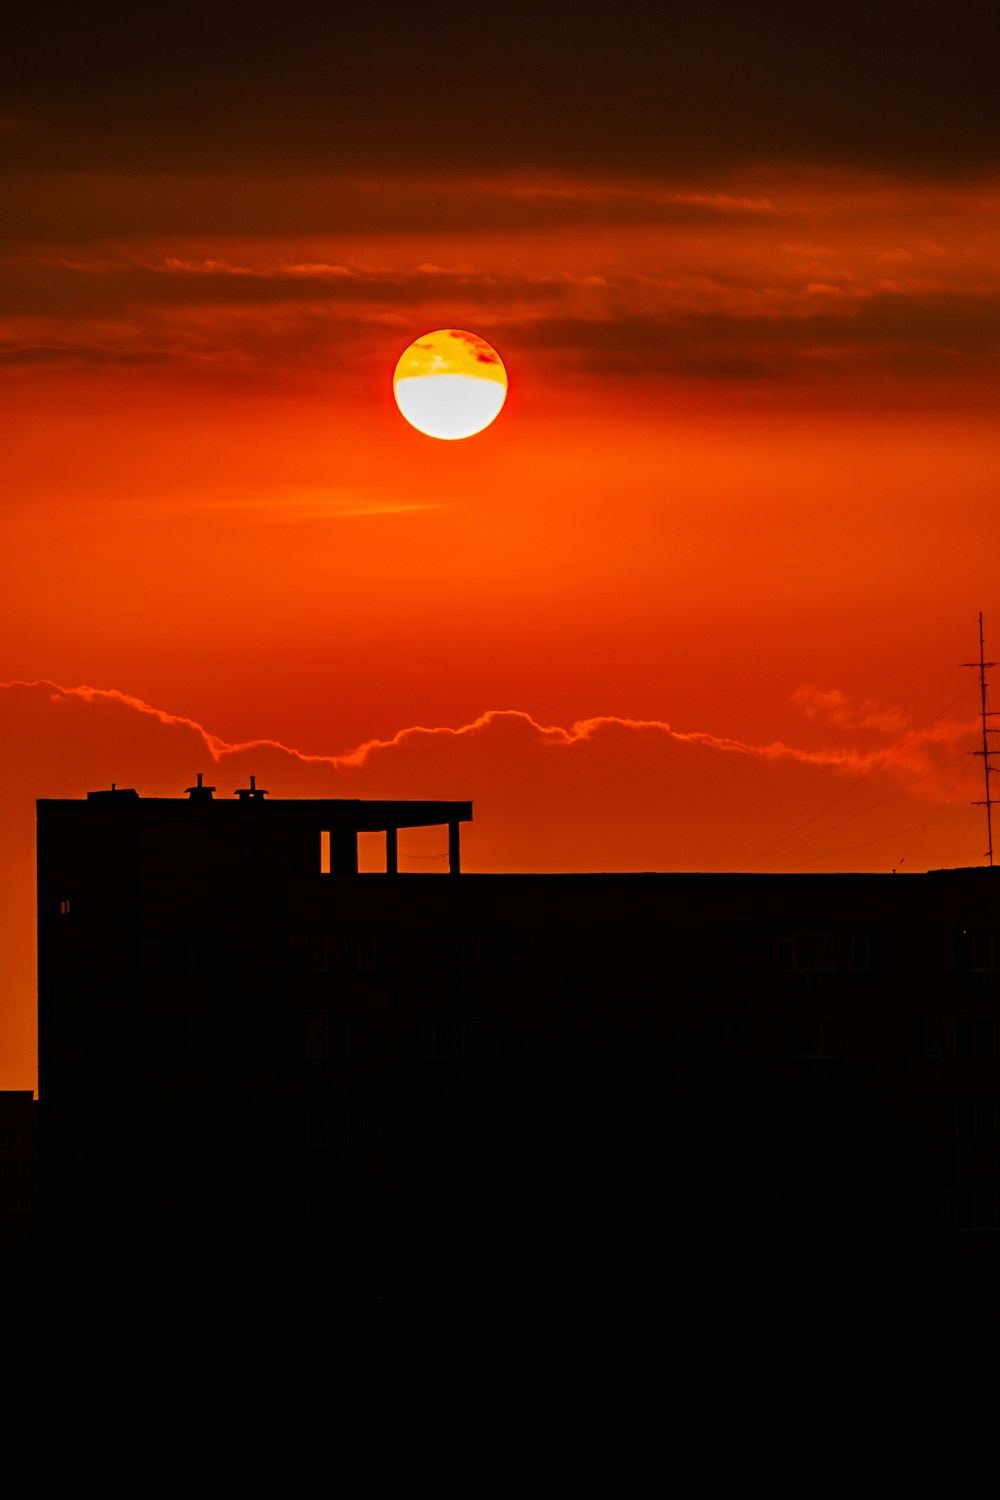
left=37, top=795, right=472, bottom=832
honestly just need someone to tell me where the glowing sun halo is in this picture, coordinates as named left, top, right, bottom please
left=393, top=329, right=507, bottom=440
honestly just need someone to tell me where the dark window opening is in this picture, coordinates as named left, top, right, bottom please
left=781, top=1016, right=841, bottom=1058
left=956, top=1101, right=999, bottom=1143
left=852, top=930, right=885, bottom=971
left=954, top=929, right=1000, bottom=972
left=957, top=1188, right=1000, bottom=1231
left=957, top=1017, right=998, bottom=1059
left=777, top=928, right=842, bottom=972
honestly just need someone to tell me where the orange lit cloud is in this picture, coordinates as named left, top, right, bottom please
left=5, top=680, right=969, bottom=781
left=791, top=684, right=908, bottom=734
left=3, top=170, right=999, bottom=406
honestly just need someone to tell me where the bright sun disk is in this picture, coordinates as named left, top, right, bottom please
left=393, top=329, right=507, bottom=440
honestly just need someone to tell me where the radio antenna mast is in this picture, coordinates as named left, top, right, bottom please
left=962, top=612, right=998, bottom=867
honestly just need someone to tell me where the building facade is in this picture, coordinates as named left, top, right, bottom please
left=37, top=783, right=1000, bottom=1333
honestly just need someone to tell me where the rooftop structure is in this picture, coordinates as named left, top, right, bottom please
left=61, top=779, right=472, bottom=875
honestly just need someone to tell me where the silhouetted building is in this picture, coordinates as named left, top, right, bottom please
left=37, top=784, right=1000, bottom=1335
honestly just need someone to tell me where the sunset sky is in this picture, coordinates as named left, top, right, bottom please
left=3, top=2, right=1000, bottom=1086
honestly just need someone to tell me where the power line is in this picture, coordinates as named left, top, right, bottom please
left=751, top=748, right=971, bottom=872
left=742, top=683, right=975, bottom=871
left=891, top=752, right=972, bottom=872
left=943, top=809, right=985, bottom=868
left=784, top=805, right=974, bottom=868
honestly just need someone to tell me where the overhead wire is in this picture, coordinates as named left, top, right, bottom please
left=891, top=751, right=975, bottom=871
left=785, top=804, right=975, bottom=868
left=742, top=683, right=976, bottom=871
left=943, top=809, right=986, bottom=868
left=751, top=748, right=970, bottom=871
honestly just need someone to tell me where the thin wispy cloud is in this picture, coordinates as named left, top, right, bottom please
left=0, top=681, right=973, bottom=791
left=792, top=684, right=908, bottom=734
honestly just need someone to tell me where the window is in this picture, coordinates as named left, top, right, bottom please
left=781, top=1016, right=841, bottom=1057
left=956, top=1101, right=999, bottom=1144
left=776, top=929, right=842, bottom=971
left=289, top=928, right=328, bottom=972
left=460, top=1015, right=508, bottom=1060
left=58, top=899, right=71, bottom=917
left=304, top=1015, right=328, bottom=1064
left=306, top=1105, right=346, bottom=1148
left=464, top=929, right=523, bottom=973
left=956, top=1188, right=1000, bottom=1230
left=953, top=929, right=1000, bottom=971
left=0, top=1161, right=34, bottom=1180
left=852, top=930, right=885, bottom=971
left=320, top=831, right=331, bottom=875
left=305, top=928, right=327, bottom=973
left=358, top=1112, right=392, bottom=1147
left=956, top=1017, right=999, bottom=1059
left=914, top=1016, right=1000, bottom=1058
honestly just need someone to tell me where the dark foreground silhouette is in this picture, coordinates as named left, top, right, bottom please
left=26, top=786, right=1000, bottom=1347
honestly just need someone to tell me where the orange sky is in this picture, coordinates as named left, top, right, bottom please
left=2, top=7, right=1000, bottom=1089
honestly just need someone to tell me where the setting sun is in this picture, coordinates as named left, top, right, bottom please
left=393, top=329, right=508, bottom=440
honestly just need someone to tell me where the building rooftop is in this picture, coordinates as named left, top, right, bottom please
left=38, top=780, right=473, bottom=831
left=39, top=779, right=473, bottom=874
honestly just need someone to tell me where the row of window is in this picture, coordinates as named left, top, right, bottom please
left=916, top=1016, right=1000, bottom=1059
left=291, top=928, right=529, bottom=976
left=131, top=922, right=1000, bottom=978
left=296, top=925, right=893, bottom=977
left=64, top=1003, right=1000, bottom=1067
left=0, top=1128, right=32, bottom=1147
left=778, top=926, right=1000, bottom=973
left=300, top=1013, right=510, bottom=1065
left=956, top=1100, right=1000, bottom=1144
left=777, top=929, right=885, bottom=973
left=306, top=1105, right=391, bottom=1149
left=109, top=1006, right=1000, bottom=1066
left=0, top=1160, right=36, bottom=1180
